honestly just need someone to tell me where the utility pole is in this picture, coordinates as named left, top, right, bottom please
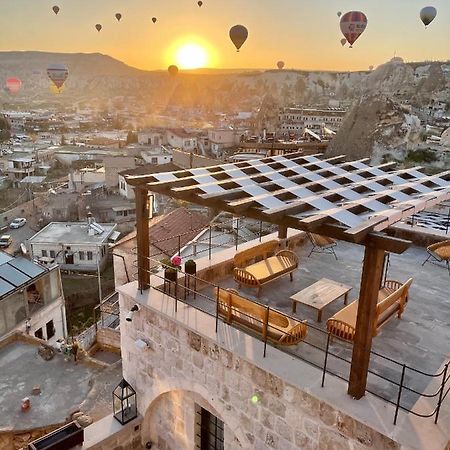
left=97, top=244, right=103, bottom=305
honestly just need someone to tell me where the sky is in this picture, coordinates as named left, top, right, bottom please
left=0, top=0, right=449, bottom=72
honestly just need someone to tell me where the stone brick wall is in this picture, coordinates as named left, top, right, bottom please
left=0, top=423, right=63, bottom=450
left=120, top=291, right=402, bottom=450
left=97, top=327, right=120, bottom=350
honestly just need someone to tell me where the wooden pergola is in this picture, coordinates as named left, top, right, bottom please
left=126, top=152, right=450, bottom=399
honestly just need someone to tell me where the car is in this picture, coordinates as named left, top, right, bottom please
left=9, top=218, right=27, bottom=229
left=0, top=235, right=12, bottom=248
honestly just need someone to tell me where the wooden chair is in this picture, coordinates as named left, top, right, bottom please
left=422, top=240, right=450, bottom=275
left=307, top=233, right=338, bottom=260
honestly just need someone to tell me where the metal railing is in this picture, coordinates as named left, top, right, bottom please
left=132, top=254, right=450, bottom=426
left=406, top=204, right=450, bottom=235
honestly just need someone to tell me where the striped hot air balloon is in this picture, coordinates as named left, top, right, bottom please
left=340, top=11, right=368, bottom=48
left=47, top=63, right=69, bottom=90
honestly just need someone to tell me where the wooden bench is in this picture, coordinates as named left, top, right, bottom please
left=326, top=279, right=413, bottom=342
left=216, top=287, right=308, bottom=346
left=233, top=240, right=299, bottom=296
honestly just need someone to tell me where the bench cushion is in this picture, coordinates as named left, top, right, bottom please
left=245, top=255, right=295, bottom=284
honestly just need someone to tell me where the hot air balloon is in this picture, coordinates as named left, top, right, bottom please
left=229, top=25, right=248, bottom=52
left=198, top=1, right=203, bottom=7
left=115, top=13, right=122, bottom=22
left=277, top=61, right=285, bottom=70
left=369, top=65, right=374, bottom=71
left=95, top=24, right=102, bottom=32
left=340, top=11, right=368, bottom=48
left=168, top=65, right=179, bottom=76
left=52, top=6, right=60, bottom=15
left=47, top=63, right=69, bottom=92
left=152, top=17, right=157, bottom=24
left=337, top=11, right=342, bottom=17
left=420, top=6, right=437, bottom=27
left=5, top=78, right=21, bottom=95
left=340, top=38, right=347, bottom=46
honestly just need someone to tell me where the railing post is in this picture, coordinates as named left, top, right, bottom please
left=174, top=270, right=178, bottom=313
left=215, top=286, right=220, bottom=333
left=394, top=364, right=407, bottom=425
left=209, top=225, right=212, bottom=260
left=259, top=220, right=263, bottom=242
left=321, top=333, right=331, bottom=388
left=435, top=363, right=449, bottom=424
left=235, top=218, right=239, bottom=251
left=263, top=306, right=269, bottom=358
left=178, top=235, right=181, bottom=256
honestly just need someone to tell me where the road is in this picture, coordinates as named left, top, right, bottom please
left=0, top=223, right=38, bottom=256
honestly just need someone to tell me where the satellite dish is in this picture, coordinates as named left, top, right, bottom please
left=20, top=243, right=27, bottom=255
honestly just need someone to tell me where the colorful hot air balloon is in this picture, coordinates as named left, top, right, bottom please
left=95, top=24, right=102, bottom=32
left=6, top=78, right=22, bottom=95
left=168, top=65, right=179, bottom=76
left=52, top=5, right=60, bottom=15
left=340, top=11, right=368, bottom=48
left=229, top=25, right=248, bottom=52
left=340, top=38, right=347, bottom=46
left=115, top=13, right=122, bottom=22
left=198, top=1, right=203, bottom=7
left=47, top=63, right=69, bottom=91
left=337, top=11, right=342, bottom=18
left=152, top=17, right=157, bottom=24
left=277, top=61, right=285, bottom=70
left=420, top=6, right=437, bottom=27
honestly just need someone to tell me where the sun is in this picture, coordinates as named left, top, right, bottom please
left=175, top=43, right=208, bottom=69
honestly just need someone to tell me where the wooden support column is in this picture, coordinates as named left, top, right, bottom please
left=278, top=225, right=288, bottom=239
left=348, top=245, right=385, bottom=399
left=135, top=187, right=150, bottom=291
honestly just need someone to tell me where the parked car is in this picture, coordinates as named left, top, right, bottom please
left=0, top=235, right=12, bottom=248
left=9, top=218, right=27, bottom=229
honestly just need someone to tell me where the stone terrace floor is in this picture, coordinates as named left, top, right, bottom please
left=181, top=239, right=450, bottom=411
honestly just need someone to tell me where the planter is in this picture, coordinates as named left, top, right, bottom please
left=164, top=268, right=178, bottom=282
left=28, top=422, right=84, bottom=450
left=184, top=260, right=197, bottom=275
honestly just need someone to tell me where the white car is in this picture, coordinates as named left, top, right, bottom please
left=10, top=218, right=27, bottom=229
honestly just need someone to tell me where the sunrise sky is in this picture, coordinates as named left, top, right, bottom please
left=1, top=0, right=449, bottom=72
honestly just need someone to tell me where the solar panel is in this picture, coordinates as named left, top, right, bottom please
left=0, top=264, right=31, bottom=287
left=0, top=252, right=13, bottom=266
left=0, top=277, right=15, bottom=298
left=9, top=258, right=46, bottom=278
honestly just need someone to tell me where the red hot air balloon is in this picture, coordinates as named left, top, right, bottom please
left=152, top=17, right=157, bottom=24
left=168, top=65, right=179, bottom=76
left=52, top=5, right=60, bottom=15
left=95, top=24, right=102, bottom=32
left=340, top=11, right=368, bottom=48
left=6, top=78, right=22, bottom=95
left=115, top=13, right=122, bottom=22
left=47, top=63, right=69, bottom=91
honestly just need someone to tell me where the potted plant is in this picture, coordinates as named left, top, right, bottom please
left=184, top=259, right=197, bottom=275
left=162, top=256, right=182, bottom=282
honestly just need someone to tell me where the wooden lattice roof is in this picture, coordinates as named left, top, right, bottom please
left=127, top=153, right=450, bottom=252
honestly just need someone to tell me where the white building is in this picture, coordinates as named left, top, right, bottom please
left=208, top=127, right=244, bottom=157
left=6, top=156, right=36, bottom=180
left=138, top=130, right=165, bottom=146
left=0, top=251, right=67, bottom=343
left=28, top=219, right=118, bottom=273
left=278, top=107, right=346, bottom=135
left=166, top=129, right=197, bottom=152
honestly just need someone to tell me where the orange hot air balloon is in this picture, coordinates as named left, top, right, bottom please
left=95, top=24, right=102, bottom=32
left=340, top=11, right=368, bottom=48
left=6, top=78, right=22, bottom=95
left=52, top=5, right=60, bottom=15
left=277, top=61, right=285, bottom=70
left=168, top=65, right=179, bottom=76
left=229, top=25, right=248, bottom=52
left=152, top=17, right=157, bottom=24
left=115, top=13, right=122, bottom=22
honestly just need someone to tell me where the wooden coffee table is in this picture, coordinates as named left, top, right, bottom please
left=291, top=278, right=352, bottom=322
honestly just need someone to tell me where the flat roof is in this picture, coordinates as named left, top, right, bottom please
left=29, top=222, right=117, bottom=245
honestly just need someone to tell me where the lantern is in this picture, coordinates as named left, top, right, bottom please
left=112, top=379, right=137, bottom=425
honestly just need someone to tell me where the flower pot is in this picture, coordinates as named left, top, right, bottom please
left=184, top=260, right=197, bottom=275
left=164, top=268, right=178, bottom=282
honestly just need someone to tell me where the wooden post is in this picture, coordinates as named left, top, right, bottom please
left=278, top=225, right=288, bottom=239
left=135, top=187, right=150, bottom=291
left=348, top=245, right=385, bottom=399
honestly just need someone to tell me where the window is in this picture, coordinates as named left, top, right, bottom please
left=41, top=250, right=48, bottom=257
left=151, top=157, right=158, bottom=164
left=46, top=320, right=55, bottom=340
left=195, top=405, right=224, bottom=450
left=87, top=251, right=93, bottom=261
left=49, top=250, right=55, bottom=258
left=34, top=328, right=43, bottom=339
left=79, top=251, right=85, bottom=260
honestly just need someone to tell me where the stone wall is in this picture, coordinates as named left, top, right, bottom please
left=172, top=149, right=218, bottom=169
left=120, top=291, right=402, bottom=450
left=97, top=327, right=120, bottom=350
left=0, top=423, right=63, bottom=450
left=0, top=195, right=46, bottom=229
